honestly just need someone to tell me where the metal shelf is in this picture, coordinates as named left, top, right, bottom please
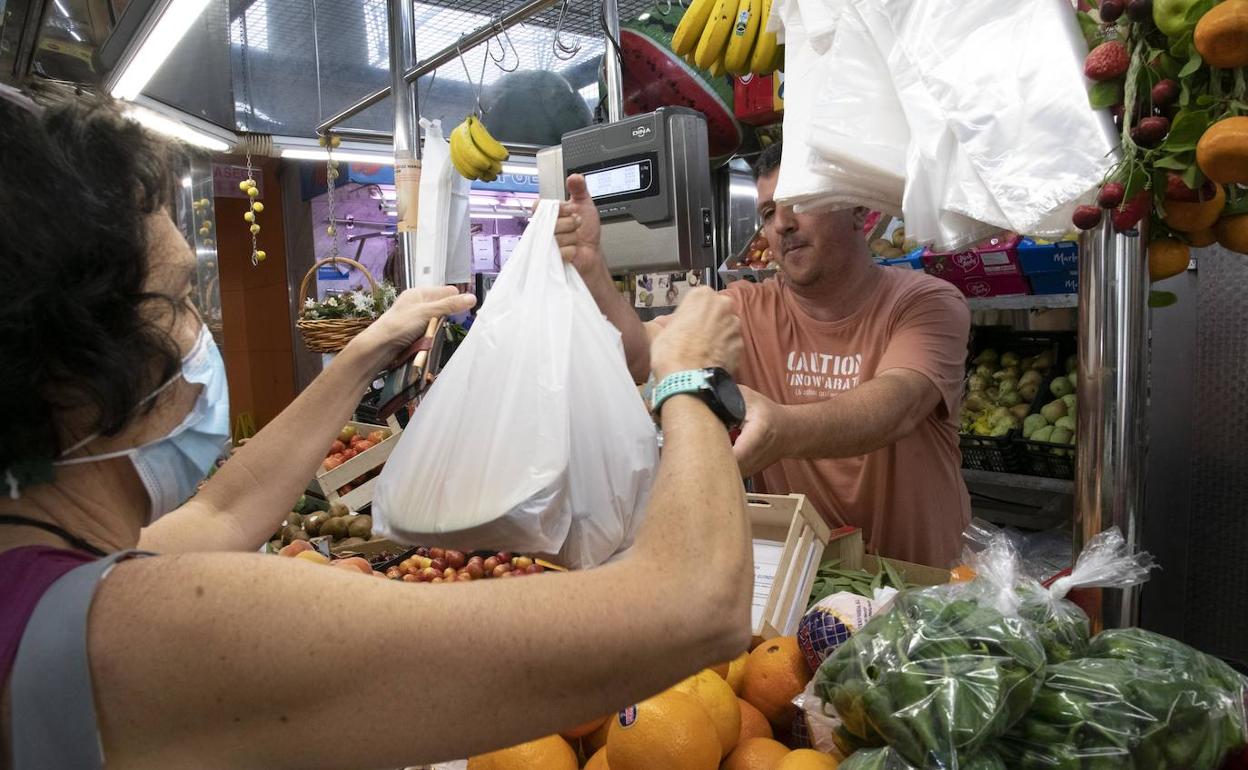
left=962, top=468, right=1075, bottom=494
left=967, top=294, right=1078, bottom=311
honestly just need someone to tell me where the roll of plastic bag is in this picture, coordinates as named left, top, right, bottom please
left=373, top=200, right=658, bottom=568
left=878, top=0, right=1118, bottom=238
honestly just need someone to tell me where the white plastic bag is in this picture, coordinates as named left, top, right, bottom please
left=372, top=200, right=658, bottom=568
left=413, top=118, right=472, bottom=286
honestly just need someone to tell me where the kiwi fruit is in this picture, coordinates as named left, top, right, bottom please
left=347, top=515, right=372, bottom=540
left=280, top=524, right=303, bottom=546
left=285, top=512, right=304, bottom=529
left=304, top=513, right=326, bottom=537
left=328, top=501, right=350, bottom=518
left=321, top=517, right=350, bottom=541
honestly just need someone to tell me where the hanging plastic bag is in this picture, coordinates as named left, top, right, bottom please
left=840, top=747, right=1007, bottom=770
left=413, top=119, right=457, bottom=286
left=445, top=159, right=472, bottom=285
left=997, top=630, right=1248, bottom=770
left=814, top=533, right=1046, bottom=769
left=372, top=200, right=658, bottom=568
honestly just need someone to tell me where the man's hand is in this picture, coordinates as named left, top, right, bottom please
left=650, top=288, right=742, bottom=382
left=555, top=174, right=610, bottom=288
left=733, top=386, right=788, bottom=478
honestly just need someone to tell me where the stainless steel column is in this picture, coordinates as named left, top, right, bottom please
left=603, top=0, right=624, bottom=122
left=388, top=0, right=421, bottom=289
left=1075, top=223, right=1151, bottom=628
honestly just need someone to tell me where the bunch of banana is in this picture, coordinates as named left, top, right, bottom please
left=671, top=0, right=783, bottom=76
left=449, top=115, right=508, bottom=182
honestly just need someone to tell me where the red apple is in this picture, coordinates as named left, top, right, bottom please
left=419, top=567, right=440, bottom=582
left=465, top=563, right=485, bottom=580
left=415, top=547, right=430, bottom=558
left=483, top=557, right=500, bottom=573
left=496, top=551, right=513, bottom=563
left=402, top=573, right=420, bottom=583
left=443, top=567, right=456, bottom=579
left=492, top=564, right=512, bottom=578
left=429, top=547, right=446, bottom=560
left=457, top=573, right=474, bottom=582
left=445, top=550, right=467, bottom=569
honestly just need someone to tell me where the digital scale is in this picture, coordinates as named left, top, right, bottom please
left=537, top=107, right=717, bottom=274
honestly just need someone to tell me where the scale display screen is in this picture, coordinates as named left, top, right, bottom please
left=583, top=159, right=652, bottom=200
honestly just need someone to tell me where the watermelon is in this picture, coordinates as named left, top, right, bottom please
left=481, top=70, right=593, bottom=147
left=618, top=7, right=744, bottom=160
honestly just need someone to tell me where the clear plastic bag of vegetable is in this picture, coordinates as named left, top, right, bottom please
left=996, top=631, right=1248, bottom=770
left=1015, top=527, right=1155, bottom=664
left=840, top=747, right=1007, bottom=770
left=815, top=535, right=1045, bottom=769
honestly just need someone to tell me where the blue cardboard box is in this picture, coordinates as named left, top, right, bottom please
left=1028, top=270, right=1080, bottom=295
left=882, top=250, right=925, bottom=270
left=1017, top=237, right=1079, bottom=275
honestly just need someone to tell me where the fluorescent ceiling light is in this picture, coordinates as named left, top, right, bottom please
left=53, top=0, right=70, bottom=15
left=181, top=176, right=192, bottom=188
left=472, top=212, right=516, bottom=220
left=124, top=105, right=230, bottom=151
left=281, top=148, right=396, bottom=165
left=110, top=0, right=213, bottom=101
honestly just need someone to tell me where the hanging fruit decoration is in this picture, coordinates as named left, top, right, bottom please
left=1071, top=0, right=1248, bottom=273
left=240, top=148, right=266, bottom=265
left=192, top=197, right=214, bottom=248
left=321, top=132, right=342, bottom=259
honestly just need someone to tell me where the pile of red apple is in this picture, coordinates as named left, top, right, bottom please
left=322, top=425, right=391, bottom=472
left=384, top=547, right=550, bottom=583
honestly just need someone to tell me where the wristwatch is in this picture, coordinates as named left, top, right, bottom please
left=651, top=367, right=747, bottom=429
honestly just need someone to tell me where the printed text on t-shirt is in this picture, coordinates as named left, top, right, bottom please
left=785, top=351, right=863, bottom=398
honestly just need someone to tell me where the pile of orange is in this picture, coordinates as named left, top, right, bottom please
left=467, top=635, right=841, bottom=769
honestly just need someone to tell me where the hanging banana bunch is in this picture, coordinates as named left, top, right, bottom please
left=449, top=115, right=509, bottom=182
left=671, top=0, right=783, bottom=76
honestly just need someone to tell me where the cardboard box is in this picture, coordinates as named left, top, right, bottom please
left=1016, top=237, right=1079, bottom=275
left=733, top=73, right=784, bottom=127
left=1028, top=269, right=1080, bottom=295
left=950, top=272, right=1031, bottom=298
left=922, top=234, right=1022, bottom=280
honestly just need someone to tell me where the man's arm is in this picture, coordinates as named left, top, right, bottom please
left=734, top=283, right=970, bottom=477
left=734, top=370, right=941, bottom=477
left=556, top=174, right=651, bottom=382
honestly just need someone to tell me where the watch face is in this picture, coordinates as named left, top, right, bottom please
left=710, top=368, right=747, bottom=426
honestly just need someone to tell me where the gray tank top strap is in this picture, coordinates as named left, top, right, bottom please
left=9, top=549, right=151, bottom=770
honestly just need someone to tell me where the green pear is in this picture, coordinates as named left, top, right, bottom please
left=998, top=390, right=1023, bottom=408
left=973, top=348, right=999, bottom=366
left=1055, top=415, right=1077, bottom=432
left=1032, top=425, right=1055, bottom=443
left=1019, top=383, right=1040, bottom=403
left=1050, top=427, right=1073, bottom=445
left=1019, top=370, right=1044, bottom=389
left=1009, top=404, right=1031, bottom=421
left=1024, top=414, right=1049, bottom=438
left=1065, top=354, right=1078, bottom=375
left=1000, top=351, right=1021, bottom=367
left=1061, top=394, right=1077, bottom=413
left=1041, top=400, right=1068, bottom=423
left=1050, top=376, right=1074, bottom=399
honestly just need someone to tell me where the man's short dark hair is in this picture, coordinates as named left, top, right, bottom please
left=752, top=141, right=783, bottom=181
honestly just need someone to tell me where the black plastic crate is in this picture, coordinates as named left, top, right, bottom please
left=960, top=433, right=1022, bottom=473
left=1017, top=438, right=1076, bottom=479
left=958, top=329, right=1075, bottom=474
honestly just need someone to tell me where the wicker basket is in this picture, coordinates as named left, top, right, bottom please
left=295, top=256, right=379, bottom=354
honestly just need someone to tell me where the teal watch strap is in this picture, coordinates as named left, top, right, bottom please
left=652, top=369, right=710, bottom=414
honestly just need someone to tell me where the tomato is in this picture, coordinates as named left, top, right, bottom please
left=367, top=430, right=390, bottom=444
left=322, top=456, right=344, bottom=472
left=354, top=439, right=374, bottom=453
left=341, top=448, right=358, bottom=460
left=328, top=440, right=346, bottom=456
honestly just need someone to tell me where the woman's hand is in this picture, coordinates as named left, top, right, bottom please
left=351, top=286, right=476, bottom=364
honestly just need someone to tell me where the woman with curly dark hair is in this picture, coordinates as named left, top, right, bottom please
left=0, top=84, right=752, bottom=769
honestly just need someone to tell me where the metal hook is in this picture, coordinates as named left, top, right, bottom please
left=552, top=0, right=581, bottom=60
left=488, top=19, right=520, bottom=72
left=456, top=39, right=485, bottom=115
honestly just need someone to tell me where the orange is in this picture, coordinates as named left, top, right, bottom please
left=1148, top=238, right=1191, bottom=282
left=585, top=746, right=610, bottom=770
left=466, top=735, right=577, bottom=770
left=727, top=651, right=749, bottom=694
left=1215, top=213, right=1248, bottom=255
left=722, top=737, right=792, bottom=770
left=558, top=715, right=608, bottom=740
left=1188, top=228, right=1217, bottom=247
left=738, top=697, right=774, bottom=742
left=669, top=669, right=742, bottom=757
left=606, top=691, right=720, bottom=770
left=1197, top=117, right=1248, bottom=185
left=741, top=636, right=814, bottom=730
left=1195, top=0, right=1248, bottom=68
left=777, top=748, right=840, bottom=769
left=1162, top=184, right=1226, bottom=232
left=583, top=715, right=612, bottom=754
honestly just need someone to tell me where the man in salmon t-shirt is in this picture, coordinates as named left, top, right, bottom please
left=555, top=142, right=972, bottom=567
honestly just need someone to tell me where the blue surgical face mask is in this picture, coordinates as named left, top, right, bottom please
left=55, top=325, right=231, bottom=522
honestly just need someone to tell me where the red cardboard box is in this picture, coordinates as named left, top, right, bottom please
left=734, top=73, right=784, bottom=127
left=922, top=234, right=1022, bottom=281
left=948, top=272, right=1031, bottom=298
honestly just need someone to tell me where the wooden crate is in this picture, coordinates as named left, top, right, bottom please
left=748, top=493, right=834, bottom=640
left=305, top=420, right=401, bottom=510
